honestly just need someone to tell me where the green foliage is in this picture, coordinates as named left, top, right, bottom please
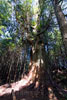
left=0, top=0, right=11, bottom=25
left=0, top=26, right=6, bottom=35
left=0, top=0, right=67, bottom=93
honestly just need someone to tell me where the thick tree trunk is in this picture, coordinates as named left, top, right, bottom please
left=29, top=42, right=47, bottom=88
left=52, top=0, right=67, bottom=56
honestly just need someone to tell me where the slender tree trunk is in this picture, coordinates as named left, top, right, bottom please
left=52, top=0, right=67, bottom=56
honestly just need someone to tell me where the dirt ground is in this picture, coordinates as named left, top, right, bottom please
left=0, top=70, right=66, bottom=100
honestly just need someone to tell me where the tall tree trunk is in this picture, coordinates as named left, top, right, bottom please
left=52, top=0, right=67, bottom=56
left=29, top=40, right=47, bottom=88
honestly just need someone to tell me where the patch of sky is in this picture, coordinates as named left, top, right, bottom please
left=11, top=1, right=16, bottom=22
left=32, top=0, right=38, bottom=6
left=5, top=31, right=10, bottom=37
left=48, top=41, right=56, bottom=45
left=5, top=1, right=18, bottom=38
left=45, top=45, right=48, bottom=52
left=45, top=45, right=53, bottom=52
left=62, top=0, right=67, bottom=16
left=43, top=9, right=50, bottom=17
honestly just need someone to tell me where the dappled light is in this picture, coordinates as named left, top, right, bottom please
left=0, top=0, right=67, bottom=100
left=48, top=87, right=58, bottom=100
left=0, top=64, right=37, bottom=96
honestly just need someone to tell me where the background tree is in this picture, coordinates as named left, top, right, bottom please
left=52, top=0, right=67, bottom=56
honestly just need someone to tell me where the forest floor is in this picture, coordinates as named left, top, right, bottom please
left=0, top=67, right=67, bottom=100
